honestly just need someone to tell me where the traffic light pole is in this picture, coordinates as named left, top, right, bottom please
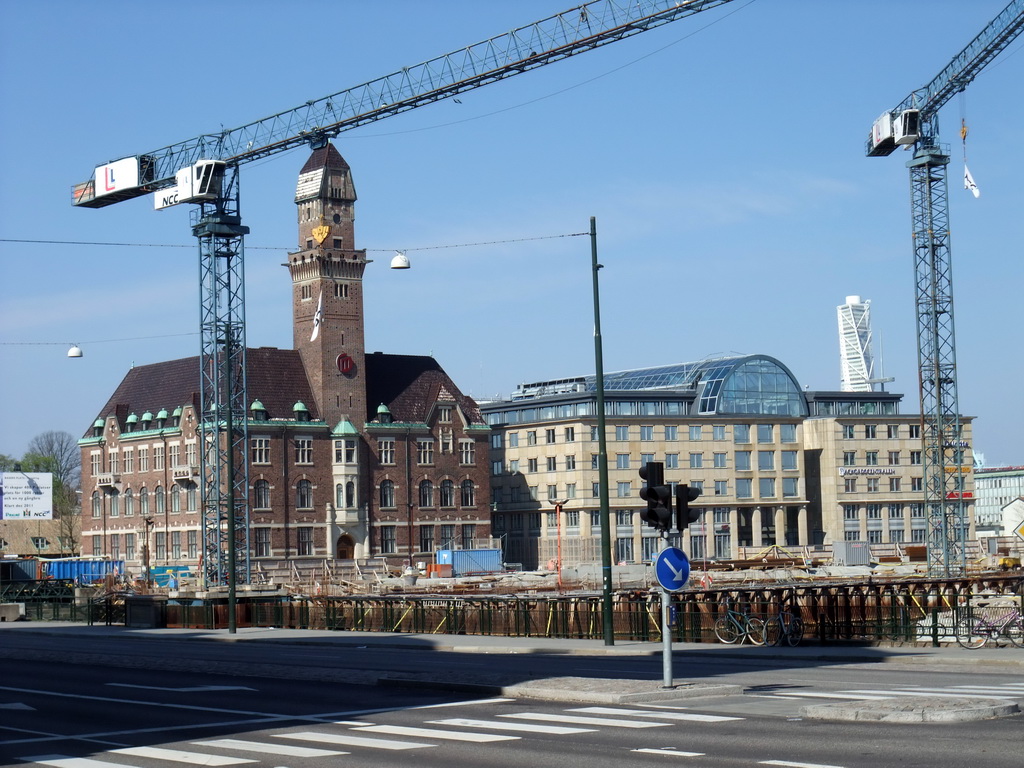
left=660, top=533, right=674, bottom=689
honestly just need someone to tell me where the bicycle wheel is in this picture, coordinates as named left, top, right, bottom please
left=746, top=617, right=766, bottom=646
left=786, top=617, right=804, bottom=647
left=1002, top=615, right=1024, bottom=649
left=955, top=615, right=987, bottom=649
left=714, top=617, right=741, bottom=644
left=764, top=616, right=783, bottom=647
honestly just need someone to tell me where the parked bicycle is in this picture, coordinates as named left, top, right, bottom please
left=765, top=605, right=804, bottom=647
left=714, top=600, right=766, bottom=645
left=955, top=606, right=1024, bottom=649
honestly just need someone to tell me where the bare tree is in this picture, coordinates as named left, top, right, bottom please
left=28, top=430, right=81, bottom=487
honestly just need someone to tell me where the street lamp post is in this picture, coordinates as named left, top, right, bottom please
left=590, top=217, right=615, bottom=646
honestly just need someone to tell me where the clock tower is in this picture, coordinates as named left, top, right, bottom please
left=289, top=143, right=368, bottom=429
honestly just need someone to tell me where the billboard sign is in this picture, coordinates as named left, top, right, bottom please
left=94, top=157, right=140, bottom=200
left=0, top=472, right=54, bottom=519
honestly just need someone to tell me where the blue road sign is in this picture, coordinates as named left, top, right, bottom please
left=654, top=547, right=690, bottom=592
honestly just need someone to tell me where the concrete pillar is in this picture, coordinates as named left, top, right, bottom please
left=729, top=506, right=740, bottom=559
left=798, top=504, right=809, bottom=546
left=775, top=506, right=787, bottom=548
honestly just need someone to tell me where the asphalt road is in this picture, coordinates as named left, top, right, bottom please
left=2, top=629, right=1023, bottom=767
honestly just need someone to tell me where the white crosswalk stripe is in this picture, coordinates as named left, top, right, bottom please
left=192, top=738, right=346, bottom=757
left=17, top=759, right=126, bottom=768
left=111, top=745, right=258, bottom=764
left=769, top=682, right=1024, bottom=702
left=276, top=730, right=434, bottom=750
left=633, top=748, right=706, bottom=757
left=570, top=706, right=744, bottom=722
left=352, top=724, right=519, bottom=742
left=770, top=691, right=892, bottom=701
left=500, top=711, right=671, bottom=728
left=427, top=717, right=595, bottom=734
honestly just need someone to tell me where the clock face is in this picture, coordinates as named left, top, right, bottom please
left=337, top=353, right=356, bottom=377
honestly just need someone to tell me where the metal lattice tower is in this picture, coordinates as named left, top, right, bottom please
left=192, top=167, right=251, bottom=587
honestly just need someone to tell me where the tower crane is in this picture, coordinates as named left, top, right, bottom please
left=71, top=0, right=738, bottom=586
left=867, top=0, right=1024, bottom=576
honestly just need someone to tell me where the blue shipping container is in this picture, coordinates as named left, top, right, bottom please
left=436, top=549, right=503, bottom=577
left=44, top=558, right=124, bottom=583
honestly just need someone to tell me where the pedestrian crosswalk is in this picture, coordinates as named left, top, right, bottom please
left=763, top=681, right=1024, bottom=703
left=15, top=702, right=743, bottom=766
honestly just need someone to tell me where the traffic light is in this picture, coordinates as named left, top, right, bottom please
left=676, top=483, right=703, bottom=530
left=639, top=461, right=673, bottom=531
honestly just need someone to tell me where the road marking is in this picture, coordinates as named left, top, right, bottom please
left=277, top=730, right=433, bottom=750
left=844, top=689, right=1015, bottom=700
left=352, top=724, right=519, bottom=742
left=111, top=746, right=257, bottom=764
left=192, top=738, right=346, bottom=757
left=107, top=684, right=257, bottom=692
left=771, top=692, right=892, bottom=701
left=633, top=748, right=705, bottom=757
left=908, top=686, right=1022, bottom=697
left=17, top=759, right=126, bottom=768
left=500, top=712, right=670, bottom=728
left=570, top=706, right=743, bottom=722
left=760, top=761, right=846, bottom=768
left=428, top=717, right=595, bottom=734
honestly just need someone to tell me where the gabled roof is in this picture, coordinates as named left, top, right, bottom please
left=365, top=352, right=483, bottom=425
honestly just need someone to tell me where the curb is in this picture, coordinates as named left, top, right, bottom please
left=800, top=696, right=1021, bottom=723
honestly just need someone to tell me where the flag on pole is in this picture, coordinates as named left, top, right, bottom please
left=310, top=290, right=323, bottom=341
left=964, top=165, right=980, bottom=198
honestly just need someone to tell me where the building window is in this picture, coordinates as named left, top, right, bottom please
left=171, top=531, right=182, bottom=559
left=889, top=504, right=905, bottom=519
left=844, top=478, right=857, bottom=493
left=910, top=503, right=925, bottom=518
left=139, top=488, right=149, bottom=516
left=734, top=425, right=750, bottom=443
left=616, top=454, right=630, bottom=470
left=461, top=524, right=476, bottom=549
left=297, top=527, right=314, bottom=556
left=123, top=449, right=134, bottom=474
left=459, top=440, right=475, bottom=465
left=124, top=489, right=134, bottom=517
left=187, top=530, right=198, bottom=559
left=713, top=425, right=726, bottom=441
left=842, top=425, right=855, bottom=440
left=564, top=427, right=575, bottom=442
left=528, top=458, right=538, bottom=473
left=417, top=439, right=434, bottom=465
left=616, top=482, right=631, bottom=498
left=887, top=424, right=900, bottom=439
left=782, top=477, right=798, bottom=497
left=508, top=433, right=519, bottom=448
left=419, top=480, right=434, bottom=507
left=91, top=491, right=101, bottom=518
left=689, top=425, right=702, bottom=441
left=866, top=477, right=880, bottom=493
left=714, top=480, right=728, bottom=496
left=758, top=451, right=774, bottom=471
left=865, top=451, right=878, bottom=466
left=689, top=453, right=703, bottom=469
left=615, top=426, right=629, bottom=441
left=546, top=456, right=557, bottom=472
left=665, top=425, right=678, bottom=441
left=780, top=424, right=796, bottom=443
left=155, top=486, right=165, bottom=513
left=713, top=452, right=727, bottom=469
left=90, top=453, right=101, bottom=476
left=125, top=533, right=136, bottom=560
left=910, top=451, right=922, bottom=465
left=92, top=535, right=102, bottom=556
left=460, top=480, right=475, bottom=507
left=889, top=477, right=902, bottom=493
left=248, top=437, right=270, bottom=465
left=844, top=505, right=859, bottom=520
left=565, top=454, right=576, bottom=471
left=169, top=485, right=180, bottom=513
left=490, top=433, right=504, bottom=450
left=781, top=450, right=797, bottom=471
left=735, top=451, right=752, bottom=471
left=438, top=405, right=453, bottom=423
left=759, top=477, right=775, bottom=497
left=527, top=431, right=538, bottom=446
left=155, top=532, right=166, bottom=560
left=888, top=451, right=901, bottom=466
left=295, top=438, right=313, bottom=465
left=736, top=478, right=753, bottom=498
left=843, top=451, right=856, bottom=466
left=757, top=424, right=773, bottom=443
left=545, top=428, right=556, bottom=444
left=296, top=479, right=313, bottom=509
left=492, top=460, right=503, bottom=476
left=168, top=445, right=179, bottom=468
left=640, top=426, right=654, bottom=441
left=547, top=484, right=558, bottom=501
left=440, top=479, right=454, bottom=507
left=378, top=439, right=395, bottom=465
left=665, top=453, right=679, bottom=469
left=565, top=484, right=576, bottom=499
left=380, top=479, right=395, bottom=508
left=909, top=424, right=921, bottom=439
left=335, top=439, right=357, bottom=464
left=138, top=448, right=149, bottom=472
left=419, top=524, right=434, bottom=553
left=866, top=504, right=882, bottom=519
left=911, top=477, right=923, bottom=492
left=864, top=425, right=877, bottom=439
left=254, top=528, right=271, bottom=557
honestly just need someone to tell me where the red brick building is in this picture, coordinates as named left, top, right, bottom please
left=78, top=144, right=492, bottom=577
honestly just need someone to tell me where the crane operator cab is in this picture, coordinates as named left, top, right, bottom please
left=867, top=109, right=921, bottom=156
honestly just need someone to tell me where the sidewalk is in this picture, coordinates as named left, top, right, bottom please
left=2, top=620, right=1022, bottom=720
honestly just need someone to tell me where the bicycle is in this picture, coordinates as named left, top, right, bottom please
left=765, top=605, right=804, bottom=647
left=714, top=600, right=766, bottom=646
left=955, top=606, right=1024, bottom=649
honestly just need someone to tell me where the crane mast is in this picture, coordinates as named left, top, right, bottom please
left=868, top=0, right=1024, bottom=576
left=71, top=0, right=737, bottom=587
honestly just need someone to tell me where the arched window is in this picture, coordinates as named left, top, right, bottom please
left=380, top=479, right=395, bottom=508
left=139, top=487, right=149, bottom=516
left=296, top=479, right=313, bottom=509
left=155, top=486, right=165, bottom=514
left=170, top=485, right=180, bottom=513
left=108, top=489, right=119, bottom=517
left=346, top=481, right=355, bottom=507
left=187, top=483, right=197, bottom=512
left=439, top=479, right=454, bottom=507
left=335, top=483, right=344, bottom=507
left=124, top=489, right=134, bottom=517
left=460, top=479, right=475, bottom=507
left=419, top=480, right=434, bottom=508
left=254, top=479, right=270, bottom=509
left=91, top=490, right=101, bottom=518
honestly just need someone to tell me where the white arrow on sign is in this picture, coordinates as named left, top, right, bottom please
left=663, top=559, right=687, bottom=583
left=106, top=684, right=257, bottom=692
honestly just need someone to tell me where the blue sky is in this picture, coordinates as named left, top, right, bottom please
left=1, top=1, right=1021, bottom=466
